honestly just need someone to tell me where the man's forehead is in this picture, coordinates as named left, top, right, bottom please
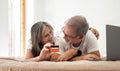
left=64, top=25, right=76, bottom=31
left=64, top=26, right=77, bottom=36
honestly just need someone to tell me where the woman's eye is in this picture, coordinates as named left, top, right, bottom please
left=44, top=34, right=49, bottom=37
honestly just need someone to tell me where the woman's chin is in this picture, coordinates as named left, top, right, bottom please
left=48, top=40, right=54, bottom=44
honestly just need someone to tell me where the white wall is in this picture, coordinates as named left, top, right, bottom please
left=9, top=0, right=21, bottom=56
left=0, top=0, right=21, bottom=57
left=1, top=0, right=119, bottom=57
left=25, top=0, right=34, bottom=51
left=0, top=0, right=9, bottom=56
left=31, top=0, right=120, bottom=57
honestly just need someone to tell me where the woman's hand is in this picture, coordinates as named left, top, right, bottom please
left=89, top=28, right=99, bottom=39
left=39, top=43, right=53, bottom=61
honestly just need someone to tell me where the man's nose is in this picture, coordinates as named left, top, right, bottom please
left=63, top=35, right=69, bottom=42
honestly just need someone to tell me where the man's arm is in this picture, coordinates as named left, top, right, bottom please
left=50, top=49, right=78, bottom=61
left=57, top=48, right=78, bottom=61
left=70, top=50, right=101, bottom=61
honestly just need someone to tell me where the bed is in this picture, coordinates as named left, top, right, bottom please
left=0, top=57, right=120, bottom=71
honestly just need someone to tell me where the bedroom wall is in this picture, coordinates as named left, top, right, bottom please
left=28, top=0, right=120, bottom=57
left=0, top=0, right=21, bottom=57
left=0, top=0, right=9, bottom=56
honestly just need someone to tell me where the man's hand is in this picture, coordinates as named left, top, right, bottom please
left=57, top=49, right=78, bottom=61
left=70, top=54, right=101, bottom=61
left=50, top=53, right=60, bottom=61
left=82, top=54, right=101, bottom=60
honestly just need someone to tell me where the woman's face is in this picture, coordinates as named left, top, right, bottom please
left=41, top=26, right=54, bottom=44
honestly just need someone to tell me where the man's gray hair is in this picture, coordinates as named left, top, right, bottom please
left=65, top=15, right=89, bottom=36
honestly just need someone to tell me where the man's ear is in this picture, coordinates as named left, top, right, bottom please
left=78, top=35, right=84, bottom=39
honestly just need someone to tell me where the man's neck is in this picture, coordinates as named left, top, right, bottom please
left=72, top=41, right=82, bottom=47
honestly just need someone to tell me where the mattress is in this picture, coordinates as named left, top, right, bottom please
left=0, top=57, right=120, bottom=71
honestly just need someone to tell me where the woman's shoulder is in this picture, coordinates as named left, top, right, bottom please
left=27, top=39, right=32, bottom=49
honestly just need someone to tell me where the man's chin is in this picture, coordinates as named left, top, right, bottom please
left=66, top=41, right=71, bottom=44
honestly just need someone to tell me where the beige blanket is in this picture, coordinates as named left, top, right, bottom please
left=0, top=57, right=120, bottom=71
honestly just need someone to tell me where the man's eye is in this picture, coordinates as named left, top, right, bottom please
left=50, top=31, right=52, bottom=33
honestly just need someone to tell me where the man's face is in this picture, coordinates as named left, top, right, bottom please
left=63, top=25, right=81, bottom=45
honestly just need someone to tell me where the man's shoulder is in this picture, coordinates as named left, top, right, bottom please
left=86, top=30, right=96, bottom=38
left=84, top=30, right=97, bottom=42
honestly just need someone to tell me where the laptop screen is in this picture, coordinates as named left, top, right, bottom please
left=106, top=25, right=120, bottom=61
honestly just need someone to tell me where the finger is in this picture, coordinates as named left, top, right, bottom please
left=94, top=31, right=97, bottom=37
left=45, top=43, right=54, bottom=48
left=94, top=56, right=101, bottom=60
left=94, top=31, right=99, bottom=39
left=89, top=57, right=101, bottom=61
left=96, top=34, right=99, bottom=39
left=57, top=56, right=61, bottom=61
left=63, top=57, right=68, bottom=61
left=92, top=55, right=100, bottom=59
left=87, top=57, right=94, bottom=61
left=89, top=55, right=100, bottom=60
left=50, top=52, right=54, bottom=55
left=57, top=56, right=64, bottom=61
left=44, top=47, right=50, bottom=52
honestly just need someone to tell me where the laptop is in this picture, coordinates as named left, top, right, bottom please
left=106, top=25, right=120, bottom=61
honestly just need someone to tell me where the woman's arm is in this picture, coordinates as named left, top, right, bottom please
left=89, top=28, right=99, bottom=39
left=25, top=49, right=44, bottom=62
left=25, top=43, right=53, bottom=62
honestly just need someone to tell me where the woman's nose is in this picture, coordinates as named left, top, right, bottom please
left=49, top=33, right=53, bottom=38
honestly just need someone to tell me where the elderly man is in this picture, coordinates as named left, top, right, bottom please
left=51, top=15, right=100, bottom=61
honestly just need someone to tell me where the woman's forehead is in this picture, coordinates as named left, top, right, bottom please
left=42, top=26, right=52, bottom=35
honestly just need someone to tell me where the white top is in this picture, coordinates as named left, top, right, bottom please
left=26, top=36, right=62, bottom=49
left=27, top=39, right=32, bottom=49
left=27, top=30, right=99, bottom=55
left=57, top=30, right=99, bottom=54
